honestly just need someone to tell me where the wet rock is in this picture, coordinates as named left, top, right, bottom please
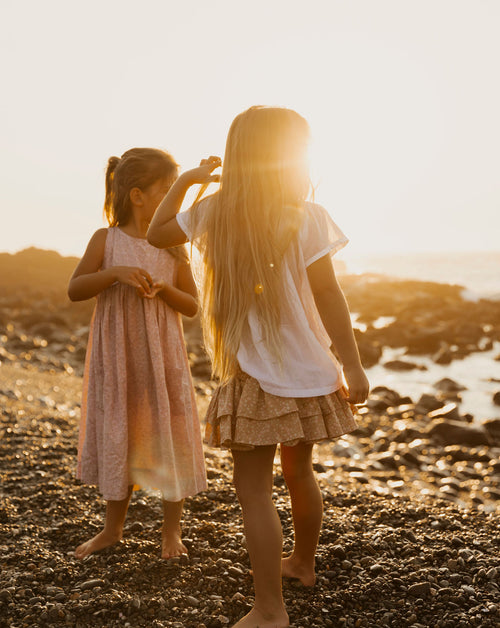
left=426, top=420, right=492, bottom=446
left=433, top=344, right=454, bottom=364
left=358, top=339, right=383, bottom=367
left=383, top=359, right=425, bottom=371
left=427, top=403, right=462, bottom=421
left=414, top=393, right=446, bottom=414
left=482, top=418, right=500, bottom=442
left=434, top=378, right=467, bottom=393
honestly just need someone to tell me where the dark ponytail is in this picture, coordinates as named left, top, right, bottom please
left=103, top=156, right=121, bottom=226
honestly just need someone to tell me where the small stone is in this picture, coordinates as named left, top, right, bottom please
left=408, top=582, right=431, bottom=597
left=486, top=567, right=498, bottom=579
left=451, top=536, right=465, bottom=547
left=0, top=589, right=12, bottom=602
left=332, top=545, right=346, bottom=560
left=79, top=579, right=105, bottom=591
left=231, top=592, right=245, bottom=602
left=186, top=595, right=200, bottom=607
left=370, top=564, right=384, bottom=575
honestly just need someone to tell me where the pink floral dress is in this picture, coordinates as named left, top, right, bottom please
left=77, top=227, right=207, bottom=501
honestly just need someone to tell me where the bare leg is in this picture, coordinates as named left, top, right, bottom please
left=161, top=499, right=187, bottom=559
left=75, top=486, right=133, bottom=559
left=231, top=445, right=289, bottom=628
left=280, top=443, right=322, bottom=586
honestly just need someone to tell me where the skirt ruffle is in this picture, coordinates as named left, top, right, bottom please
left=205, top=370, right=358, bottom=450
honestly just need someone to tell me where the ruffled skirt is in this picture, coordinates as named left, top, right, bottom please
left=205, top=370, right=358, bottom=450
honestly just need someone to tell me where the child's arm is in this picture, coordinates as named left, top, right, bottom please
left=307, top=254, right=369, bottom=404
left=147, top=157, right=220, bottom=249
left=68, top=229, right=154, bottom=301
left=146, top=261, right=198, bottom=317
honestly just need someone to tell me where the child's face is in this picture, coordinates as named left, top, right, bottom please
left=142, top=176, right=175, bottom=220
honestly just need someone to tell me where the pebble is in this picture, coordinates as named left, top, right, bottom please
left=79, top=579, right=106, bottom=591
left=408, top=582, right=431, bottom=597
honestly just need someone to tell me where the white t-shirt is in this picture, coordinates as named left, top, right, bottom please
left=176, top=200, right=348, bottom=397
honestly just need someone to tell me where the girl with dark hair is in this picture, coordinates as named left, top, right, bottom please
left=68, top=148, right=206, bottom=560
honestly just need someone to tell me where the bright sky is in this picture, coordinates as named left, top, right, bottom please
left=2, top=0, right=499, bottom=258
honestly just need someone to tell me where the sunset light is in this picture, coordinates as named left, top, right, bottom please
left=2, top=3, right=500, bottom=626
left=2, top=0, right=499, bottom=261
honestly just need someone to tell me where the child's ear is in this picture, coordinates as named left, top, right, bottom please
left=129, top=187, right=143, bottom=206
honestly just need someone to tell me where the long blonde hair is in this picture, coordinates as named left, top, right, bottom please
left=197, top=106, right=311, bottom=382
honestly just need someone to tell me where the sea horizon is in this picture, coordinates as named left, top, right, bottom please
left=2, top=245, right=500, bottom=300
left=340, top=249, right=500, bottom=299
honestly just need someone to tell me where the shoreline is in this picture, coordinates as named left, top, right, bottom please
left=1, top=248, right=500, bottom=625
left=1, top=362, right=499, bottom=627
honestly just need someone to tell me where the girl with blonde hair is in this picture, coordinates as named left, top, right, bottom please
left=69, top=148, right=206, bottom=560
left=148, top=108, right=369, bottom=628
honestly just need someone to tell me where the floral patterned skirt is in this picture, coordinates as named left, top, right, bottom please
left=205, top=370, right=358, bottom=451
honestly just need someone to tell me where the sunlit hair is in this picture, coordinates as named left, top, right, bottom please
left=103, top=147, right=186, bottom=260
left=196, top=106, right=311, bottom=382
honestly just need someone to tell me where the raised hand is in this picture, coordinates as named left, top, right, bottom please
left=183, top=156, right=222, bottom=186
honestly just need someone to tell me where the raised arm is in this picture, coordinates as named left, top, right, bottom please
left=307, top=254, right=369, bottom=404
left=147, top=156, right=221, bottom=249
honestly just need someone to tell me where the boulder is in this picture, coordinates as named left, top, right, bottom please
left=426, top=419, right=492, bottom=447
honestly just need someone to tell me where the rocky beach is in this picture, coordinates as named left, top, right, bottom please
left=1, top=248, right=499, bottom=628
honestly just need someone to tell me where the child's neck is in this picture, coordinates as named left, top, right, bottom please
left=120, top=212, right=150, bottom=239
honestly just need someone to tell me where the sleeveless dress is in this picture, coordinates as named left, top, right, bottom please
left=77, top=227, right=207, bottom=501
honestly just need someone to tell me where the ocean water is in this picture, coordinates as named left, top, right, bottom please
left=339, top=251, right=500, bottom=421
left=342, top=250, right=500, bottom=300
left=365, top=343, right=500, bottom=422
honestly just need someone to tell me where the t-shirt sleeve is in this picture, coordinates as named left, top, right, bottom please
left=301, top=203, right=348, bottom=267
left=175, top=196, right=212, bottom=243
left=176, top=210, right=193, bottom=241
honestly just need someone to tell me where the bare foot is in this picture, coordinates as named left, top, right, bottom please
left=161, top=528, right=188, bottom=559
left=281, top=555, right=316, bottom=587
left=232, top=608, right=289, bottom=628
left=74, top=529, right=122, bottom=559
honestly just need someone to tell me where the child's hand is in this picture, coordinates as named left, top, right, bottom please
left=114, top=266, right=153, bottom=296
left=342, top=364, right=370, bottom=405
left=182, top=156, right=221, bottom=186
left=142, top=280, right=165, bottom=299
